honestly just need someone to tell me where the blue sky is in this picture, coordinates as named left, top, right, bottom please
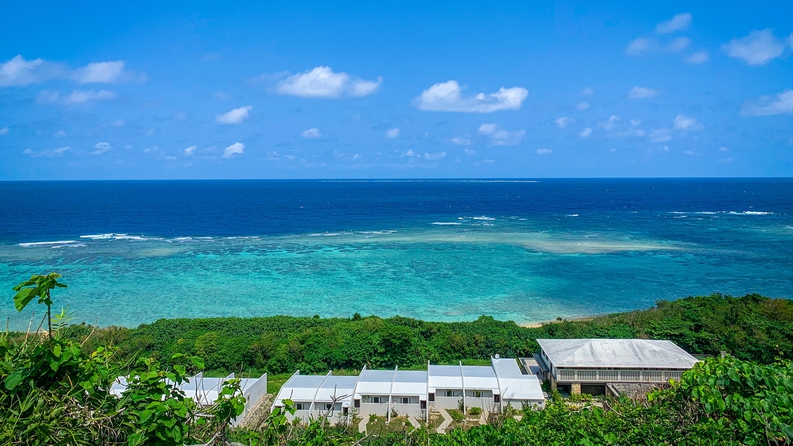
left=1, top=0, right=792, bottom=179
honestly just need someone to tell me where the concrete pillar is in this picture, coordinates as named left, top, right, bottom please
left=550, top=377, right=557, bottom=391
left=571, top=382, right=581, bottom=395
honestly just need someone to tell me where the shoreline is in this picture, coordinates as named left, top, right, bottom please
left=520, top=315, right=598, bottom=328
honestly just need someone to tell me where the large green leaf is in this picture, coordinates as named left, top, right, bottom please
left=13, top=287, right=37, bottom=312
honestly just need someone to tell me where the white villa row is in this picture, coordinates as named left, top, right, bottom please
left=272, top=357, right=545, bottom=423
left=110, top=372, right=268, bottom=427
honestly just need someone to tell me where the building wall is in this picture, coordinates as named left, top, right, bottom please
left=391, top=401, right=424, bottom=418
left=432, top=395, right=462, bottom=410
left=357, top=399, right=390, bottom=417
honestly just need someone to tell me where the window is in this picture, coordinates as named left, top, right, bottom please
left=428, top=393, right=435, bottom=402
left=443, top=389, right=462, bottom=397
left=354, top=399, right=360, bottom=408
left=362, top=395, right=384, bottom=404
left=493, top=394, right=500, bottom=403
left=400, top=397, right=410, bottom=404
left=295, top=403, right=307, bottom=411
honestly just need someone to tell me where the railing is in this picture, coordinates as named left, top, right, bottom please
left=556, top=368, right=684, bottom=383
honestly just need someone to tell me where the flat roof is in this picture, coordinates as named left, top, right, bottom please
left=315, top=375, right=358, bottom=403
left=391, top=370, right=427, bottom=396
left=356, top=369, right=394, bottom=395
left=537, top=339, right=698, bottom=369
left=428, top=364, right=463, bottom=390
left=461, top=365, right=499, bottom=391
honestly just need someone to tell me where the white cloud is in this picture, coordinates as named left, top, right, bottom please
left=719, top=146, right=729, bottom=151
left=385, top=128, right=400, bottom=138
left=424, top=151, right=446, bottom=161
left=536, top=148, right=552, bottom=155
left=478, top=123, right=525, bottom=146
left=301, top=128, right=322, bottom=139
left=577, top=101, right=590, bottom=110
left=722, top=30, right=785, bottom=66
left=53, top=130, right=66, bottom=138
left=628, top=86, right=658, bottom=99
left=38, top=89, right=115, bottom=105
left=415, top=80, right=528, bottom=113
left=0, top=55, right=143, bottom=86
left=275, top=66, right=382, bottom=98
left=684, top=150, right=701, bottom=156
left=464, top=148, right=476, bottom=155
left=449, top=137, right=472, bottom=145
left=581, top=87, right=594, bottom=96
left=90, top=142, right=111, bottom=155
left=635, top=129, right=646, bottom=137
left=71, top=61, right=125, bottom=83
left=717, top=157, right=733, bottom=163
left=22, top=146, right=70, bottom=158
left=184, top=145, right=196, bottom=156
left=216, top=106, right=252, bottom=124
left=667, top=37, right=691, bottom=52
left=555, top=117, right=572, bottom=128
left=0, top=55, right=51, bottom=86
left=0, top=127, right=8, bottom=135
left=580, top=127, right=592, bottom=137
left=598, top=115, right=620, bottom=131
left=686, top=51, right=709, bottom=64
left=627, top=37, right=651, bottom=55
left=111, top=119, right=125, bottom=127
left=630, top=119, right=641, bottom=126
left=741, top=89, right=793, bottom=116
left=214, top=91, right=230, bottom=101
left=655, top=13, right=692, bottom=34
left=649, top=128, right=672, bottom=142
left=222, top=142, right=244, bottom=159
left=672, top=114, right=704, bottom=131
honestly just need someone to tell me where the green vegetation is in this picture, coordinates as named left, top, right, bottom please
left=60, top=293, right=792, bottom=376
left=3, top=274, right=792, bottom=445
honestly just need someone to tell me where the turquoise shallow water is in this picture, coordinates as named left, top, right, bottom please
left=0, top=179, right=791, bottom=329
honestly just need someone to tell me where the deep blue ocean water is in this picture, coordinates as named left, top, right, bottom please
left=1, top=179, right=791, bottom=329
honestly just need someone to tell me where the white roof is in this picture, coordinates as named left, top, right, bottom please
left=537, top=339, right=698, bottom=369
left=355, top=369, right=394, bottom=395
left=391, top=370, right=427, bottom=396
left=275, top=374, right=327, bottom=404
left=461, top=365, right=499, bottom=392
left=428, top=364, right=463, bottom=390
left=491, top=357, right=544, bottom=401
left=315, top=375, right=358, bottom=403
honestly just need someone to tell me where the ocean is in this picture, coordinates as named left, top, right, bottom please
left=0, top=179, right=791, bottom=330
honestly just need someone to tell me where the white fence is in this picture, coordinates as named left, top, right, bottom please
left=556, top=368, right=683, bottom=383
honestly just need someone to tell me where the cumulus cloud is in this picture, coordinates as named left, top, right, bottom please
left=686, top=51, right=709, bottom=64
left=722, top=30, right=785, bottom=66
left=0, top=127, right=8, bottom=135
left=463, top=148, right=476, bottom=155
left=478, top=123, right=525, bottom=146
left=741, top=89, right=793, bottom=116
left=72, top=61, right=125, bottom=83
left=630, top=119, right=641, bottom=126
left=38, top=89, right=115, bottom=105
left=0, top=55, right=51, bottom=86
left=90, top=142, right=111, bottom=155
left=628, top=86, right=658, bottom=99
left=656, top=13, right=692, bottom=34
left=301, top=128, right=322, bottom=139
left=275, top=66, right=382, bottom=98
left=536, top=148, right=552, bottom=155
left=184, top=145, right=196, bottom=156
left=717, top=157, right=733, bottom=163
left=22, top=146, right=70, bottom=158
left=216, top=106, right=252, bottom=124
left=684, top=150, right=701, bottom=156
left=581, top=87, right=594, bottom=96
left=424, top=151, right=446, bottom=161
left=627, top=37, right=651, bottom=55
left=555, top=117, right=572, bottom=128
left=577, top=101, right=590, bottom=110
left=0, top=55, right=143, bottom=86
left=449, top=137, right=472, bottom=145
left=649, top=128, right=672, bottom=142
left=580, top=127, right=592, bottom=138
left=415, top=80, right=528, bottom=113
left=385, top=128, right=400, bottom=138
left=667, top=37, right=691, bottom=52
left=222, top=142, right=244, bottom=159
left=672, top=114, right=704, bottom=131
left=598, top=115, right=620, bottom=131
left=719, top=146, right=729, bottom=151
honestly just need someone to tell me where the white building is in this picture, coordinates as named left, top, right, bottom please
left=272, top=357, right=544, bottom=423
left=110, top=372, right=268, bottom=426
left=536, top=338, right=698, bottom=395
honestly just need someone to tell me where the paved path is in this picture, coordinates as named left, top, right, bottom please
left=358, top=417, right=368, bottom=433
left=407, top=415, right=420, bottom=429
left=436, top=408, right=452, bottom=434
